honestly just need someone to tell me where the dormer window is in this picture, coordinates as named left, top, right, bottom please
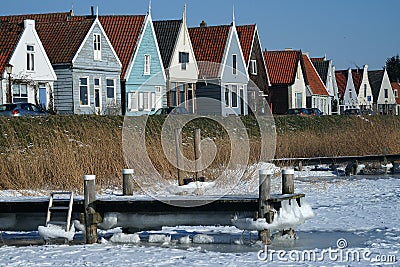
left=179, top=52, right=189, bottom=70
left=27, top=45, right=34, bottom=71
left=250, top=60, right=257, bottom=75
left=232, top=54, right=237, bottom=75
left=93, top=34, right=102, bottom=61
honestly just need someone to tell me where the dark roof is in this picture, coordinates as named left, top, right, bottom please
left=351, top=69, right=363, bottom=93
left=311, top=59, right=329, bottom=84
left=335, top=70, right=348, bottom=98
left=189, top=25, right=230, bottom=78
left=153, top=20, right=182, bottom=69
left=36, top=19, right=94, bottom=64
left=368, top=70, right=384, bottom=102
left=0, top=22, right=24, bottom=74
left=99, top=15, right=146, bottom=79
left=236, top=24, right=256, bottom=64
left=263, top=50, right=301, bottom=85
left=302, top=55, right=329, bottom=96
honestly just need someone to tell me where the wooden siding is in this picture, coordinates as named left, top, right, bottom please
left=196, top=81, right=221, bottom=115
left=53, top=66, right=73, bottom=114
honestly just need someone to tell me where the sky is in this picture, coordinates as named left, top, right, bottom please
left=1, top=0, right=399, bottom=70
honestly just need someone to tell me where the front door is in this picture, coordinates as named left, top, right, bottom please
left=94, top=78, right=101, bottom=114
left=39, top=87, right=47, bottom=109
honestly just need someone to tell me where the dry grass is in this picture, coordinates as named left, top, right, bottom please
left=1, top=115, right=400, bottom=192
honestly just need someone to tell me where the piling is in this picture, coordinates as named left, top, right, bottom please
left=122, top=169, right=134, bottom=196
left=193, top=128, right=201, bottom=180
left=282, top=169, right=295, bottom=195
left=258, top=169, right=273, bottom=244
left=174, top=128, right=184, bottom=186
left=84, top=175, right=98, bottom=244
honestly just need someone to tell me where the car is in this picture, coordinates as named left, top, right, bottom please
left=287, top=108, right=310, bottom=116
left=152, top=106, right=190, bottom=115
left=0, top=103, right=49, bottom=117
left=343, top=108, right=361, bottom=115
left=306, top=108, right=323, bottom=116
left=361, top=109, right=374, bottom=116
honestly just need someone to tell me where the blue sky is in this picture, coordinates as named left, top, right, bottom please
left=1, top=0, right=399, bottom=70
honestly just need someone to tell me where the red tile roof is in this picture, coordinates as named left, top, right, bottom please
left=310, top=57, right=325, bottom=63
left=236, top=24, right=255, bottom=64
left=263, top=50, right=301, bottom=85
left=351, top=69, right=363, bottom=93
left=302, top=55, right=329, bottom=96
left=0, top=22, right=24, bottom=74
left=99, top=15, right=146, bottom=80
left=391, top=82, right=400, bottom=104
left=36, top=19, right=94, bottom=64
left=0, top=12, right=72, bottom=23
left=335, top=70, right=347, bottom=98
left=189, top=25, right=230, bottom=77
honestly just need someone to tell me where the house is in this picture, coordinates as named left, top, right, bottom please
left=153, top=5, right=198, bottom=113
left=35, top=17, right=122, bottom=115
left=0, top=19, right=56, bottom=109
left=99, top=12, right=166, bottom=116
left=352, top=65, right=373, bottom=111
left=391, top=81, right=400, bottom=115
left=189, top=20, right=249, bottom=116
left=263, top=50, right=307, bottom=115
left=368, top=69, right=396, bottom=115
left=311, top=57, right=339, bottom=113
left=302, top=54, right=331, bottom=115
left=236, top=24, right=270, bottom=114
left=335, top=69, right=359, bottom=113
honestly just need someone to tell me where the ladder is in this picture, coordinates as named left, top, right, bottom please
left=46, top=191, right=74, bottom=231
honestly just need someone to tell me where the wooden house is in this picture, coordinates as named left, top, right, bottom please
left=368, top=69, right=396, bottom=114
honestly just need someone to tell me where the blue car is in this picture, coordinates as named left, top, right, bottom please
left=0, top=103, right=49, bottom=117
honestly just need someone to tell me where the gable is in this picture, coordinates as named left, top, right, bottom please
left=125, top=14, right=165, bottom=85
left=153, top=20, right=182, bottom=69
left=236, top=24, right=255, bottom=65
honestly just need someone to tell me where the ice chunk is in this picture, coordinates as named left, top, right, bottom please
left=193, top=234, right=214, bottom=244
left=148, top=234, right=171, bottom=243
left=98, top=213, right=118, bottom=230
left=179, top=235, right=191, bottom=244
left=38, top=224, right=75, bottom=241
left=110, top=233, right=140, bottom=244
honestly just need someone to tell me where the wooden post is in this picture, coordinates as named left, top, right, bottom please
left=258, top=169, right=273, bottom=245
left=174, top=128, right=184, bottom=186
left=122, top=169, right=134, bottom=196
left=84, top=175, right=97, bottom=244
left=193, top=128, right=201, bottom=180
left=282, top=169, right=294, bottom=195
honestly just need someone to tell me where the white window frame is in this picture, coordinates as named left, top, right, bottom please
left=79, top=77, right=90, bottom=107
left=225, top=85, right=230, bottom=107
left=27, top=45, right=35, bottom=71
left=93, top=33, right=102, bottom=61
left=250, top=59, right=257, bottom=75
left=231, top=84, right=238, bottom=108
left=94, top=78, right=101, bottom=109
left=128, top=92, right=139, bottom=111
left=232, top=54, right=237, bottom=75
left=384, top=89, right=389, bottom=99
left=179, top=52, right=189, bottom=70
left=144, top=54, right=151, bottom=75
left=106, top=78, right=116, bottom=104
left=395, top=89, right=398, bottom=98
left=151, top=92, right=156, bottom=110
left=12, top=83, right=28, bottom=103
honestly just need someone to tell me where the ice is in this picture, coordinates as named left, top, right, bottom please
left=179, top=235, right=191, bottom=244
left=98, top=213, right=118, bottom=230
left=167, top=181, right=216, bottom=195
left=110, top=233, right=140, bottom=244
left=38, top=224, right=75, bottom=241
left=193, top=234, right=214, bottom=244
left=148, top=234, right=171, bottom=244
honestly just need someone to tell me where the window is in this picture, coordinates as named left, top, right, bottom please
left=143, top=92, right=149, bottom=110
left=349, top=89, right=352, bottom=99
left=250, top=60, right=257, bottom=75
left=79, top=77, right=89, bottom=106
left=151, top=92, right=156, bottom=109
left=144, top=54, right=151, bottom=75
left=225, top=85, right=230, bottom=107
left=232, top=54, right=237, bottom=74
left=93, top=34, right=102, bottom=60
left=364, top=84, right=367, bottom=98
left=128, top=92, right=138, bottom=111
left=295, top=92, right=302, bottom=108
left=179, top=52, right=189, bottom=70
left=395, top=90, right=398, bottom=98
left=27, top=45, right=34, bottom=71
left=231, top=85, right=238, bottom=108
left=13, top=84, right=28, bottom=103
left=106, top=79, right=116, bottom=101
left=171, top=83, right=177, bottom=106
left=384, top=89, right=389, bottom=98
left=94, top=78, right=101, bottom=108
left=179, top=84, right=185, bottom=104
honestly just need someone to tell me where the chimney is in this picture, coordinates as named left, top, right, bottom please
left=200, top=20, right=207, bottom=27
left=91, top=6, right=94, bottom=17
left=24, top=19, right=35, bottom=29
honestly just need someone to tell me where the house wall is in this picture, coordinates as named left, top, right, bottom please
left=357, top=66, right=373, bottom=109
left=269, top=85, right=288, bottom=114
left=377, top=69, right=396, bottom=114
left=5, top=20, right=56, bottom=108
left=288, top=62, right=306, bottom=109
left=221, top=26, right=249, bottom=116
left=125, top=16, right=165, bottom=116
left=343, top=69, right=358, bottom=110
left=196, top=80, right=221, bottom=115
left=72, top=22, right=122, bottom=115
left=309, top=95, right=331, bottom=115
left=53, top=66, right=73, bottom=114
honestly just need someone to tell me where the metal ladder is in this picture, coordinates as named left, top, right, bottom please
left=46, top=192, right=74, bottom=231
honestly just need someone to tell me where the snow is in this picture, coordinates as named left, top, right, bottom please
left=110, top=233, right=140, bottom=244
left=38, top=224, right=75, bottom=241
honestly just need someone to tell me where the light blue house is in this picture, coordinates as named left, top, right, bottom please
left=100, top=11, right=166, bottom=116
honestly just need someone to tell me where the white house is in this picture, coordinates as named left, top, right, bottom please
left=369, top=69, right=396, bottom=114
left=355, top=65, right=373, bottom=111
left=1, top=19, right=56, bottom=109
left=336, top=69, right=359, bottom=113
